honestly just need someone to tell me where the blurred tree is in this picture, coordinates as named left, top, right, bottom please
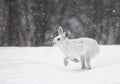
left=0, top=0, right=120, bottom=46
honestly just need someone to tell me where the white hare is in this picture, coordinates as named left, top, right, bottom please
left=53, top=26, right=100, bottom=70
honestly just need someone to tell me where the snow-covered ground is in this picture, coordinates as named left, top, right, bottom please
left=0, top=46, right=120, bottom=84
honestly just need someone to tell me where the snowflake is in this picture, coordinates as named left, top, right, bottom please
left=33, top=13, right=36, bottom=16
left=93, top=25, right=96, bottom=27
left=106, top=8, right=109, bottom=11
left=116, top=23, right=119, bottom=27
left=112, top=10, right=116, bottom=13
left=43, top=13, right=45, bottom=15
left=30, top=10, right=33, bottom=13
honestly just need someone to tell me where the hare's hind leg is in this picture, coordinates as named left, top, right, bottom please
left=64, top=57, right=69, bottom=66
left=80, top=56, right=85, bottom=69
left=70, top=58, right=80, bottom=63
left=85, top=56, right=91, bottom=70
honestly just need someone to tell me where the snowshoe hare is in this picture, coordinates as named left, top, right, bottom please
left=53, top=26, right=100, bottom=70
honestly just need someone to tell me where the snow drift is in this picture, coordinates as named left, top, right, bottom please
left=0, top=45, right=120, bottom=84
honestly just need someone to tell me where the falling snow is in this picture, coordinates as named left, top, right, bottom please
left=112, top=10, right=116, bottom=13
left=0, top=0, right=120, bottom=46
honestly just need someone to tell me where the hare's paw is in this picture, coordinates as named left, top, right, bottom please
left=86, top=66, right=91, bottom=70
left=85, top=63, right=91, bottom=70
left=64, top=58, right=69, bottom=66
left=71, top=58, right=80, bottom=63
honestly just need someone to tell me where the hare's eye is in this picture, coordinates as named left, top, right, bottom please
left=57, top=38, right=60, bottom=41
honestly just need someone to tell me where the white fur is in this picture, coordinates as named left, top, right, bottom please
left=53, top=26, right=100, bottom=69
left=59, top=38, right=100, bottom=59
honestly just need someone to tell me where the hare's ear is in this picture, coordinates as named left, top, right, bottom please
left=63, top=31, right=70, bottom=38
left=58, top=26, right=63, bottom=35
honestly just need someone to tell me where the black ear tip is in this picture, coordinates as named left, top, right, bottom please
left=58, top=26, right=63, bottom=35
left=59, top=26, right=63, bottom=30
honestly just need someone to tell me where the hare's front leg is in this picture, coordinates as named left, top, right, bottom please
left=80, top=56, right=85, bottom=69
left=64, top=57, right=69, bottom=66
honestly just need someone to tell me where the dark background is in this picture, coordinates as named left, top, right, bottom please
left=0, top=0, right=120, bottom=46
